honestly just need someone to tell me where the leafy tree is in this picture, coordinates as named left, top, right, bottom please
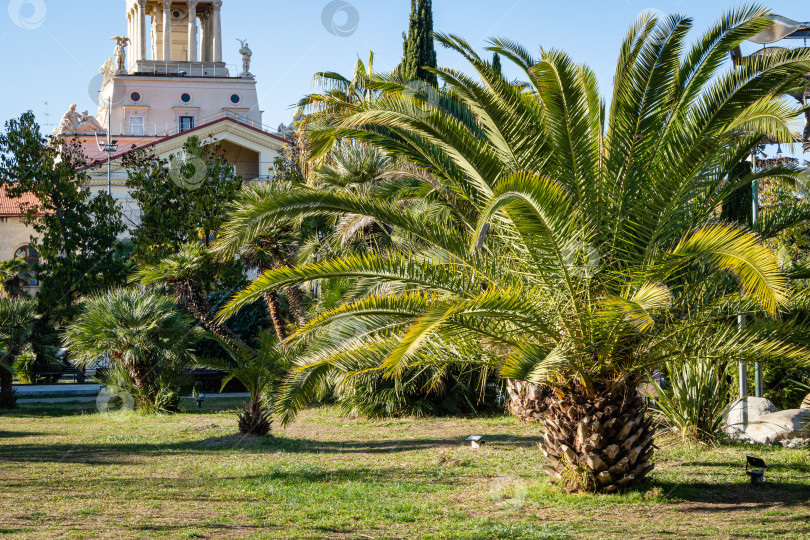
left=64, top=288, right=200, bottom=410
left=492, top=52, right=502, bottom=75
left=0, top=112, right=126, bottom=322
left=0, top=298, right=38, bottom=409
left=219, top=9, right=810, bottom=492
left=399, top=0, right=438, bottom=85
left=123, top=136, right=243, bottom=265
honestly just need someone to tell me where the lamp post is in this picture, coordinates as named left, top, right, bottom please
left=95, top=98, right=118, bottom=196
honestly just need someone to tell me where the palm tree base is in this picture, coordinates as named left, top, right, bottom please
left=537, top=381, right=655, bottom=493
left=238, top=400, right=272, bottom=435
left=506, top=380, right=549, bottom=422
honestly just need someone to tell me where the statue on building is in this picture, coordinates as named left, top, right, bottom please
left=75, top=111, right=106, bottom=133
left=112, top=36, right=130, bottom=73
left=100, top=57, right=115, bottom=85
left=56, top=104, right=82, bottom=134
left=238, top=39, right=252, bottom=77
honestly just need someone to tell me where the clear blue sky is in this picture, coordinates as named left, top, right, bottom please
left=0, top=0, right=806, bottom=156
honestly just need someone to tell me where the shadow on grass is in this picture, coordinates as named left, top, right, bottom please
left=0, top=430, right=45, bottom=439
left=0, top=433, right=541, bottom=465
left=654, top=479, right=810, bottom=510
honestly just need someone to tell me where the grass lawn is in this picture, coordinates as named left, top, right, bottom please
left=1, top=400, right=809, bottom=539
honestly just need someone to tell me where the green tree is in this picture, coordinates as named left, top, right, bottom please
left=0, top=298, right=38, bottom=409
left=399, top=0, right=438, bottom=85
left=123, top=136, right=243, bottom=265
left=64, top=288, right=200, bottom=410
left=219, top=9, right=810, bottom=491
left=202, top=331, right=289, bottom=435
left=0, top=112, right=126, bottom=323
left=0, top=259, right=32, bottom=299
left=132, top=244, right=256, bottom=356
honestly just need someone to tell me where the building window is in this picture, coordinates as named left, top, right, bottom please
left=14, top=245, right=39, bottom=286
left=179, top=116, right=194, bottom=132
left=180, top=93, right=192, bottom=103
left=230, top=94, right=241, bottom=104
left=129, top=116, right=144, bottom=136
left=130, top=92, right=141, bottom=102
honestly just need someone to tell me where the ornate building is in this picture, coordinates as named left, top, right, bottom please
left=0, top=0, right=286, bottom=277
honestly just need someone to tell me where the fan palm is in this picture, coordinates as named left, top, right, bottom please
left=0, top=259, right=32, bottom=299
left=132, top=244, right=256, bottom=356
left=64, top=288, right=200, bottom=407
left=201, top=331, right=289, bottom=435
left=219, top=8, right=810, bottom=492
left=0, top=298, right=38, bottom=409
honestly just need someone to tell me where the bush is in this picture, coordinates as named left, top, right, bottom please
left=193, top=289, right=270, bottom=363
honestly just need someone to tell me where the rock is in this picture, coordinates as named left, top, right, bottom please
left=723, top=397, right=778, bottom=435
left=801, top=393, right=810, bottom=410
left=740, top=409, right=810, bottom=445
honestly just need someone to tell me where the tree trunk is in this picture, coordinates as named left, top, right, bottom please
left=536, top=380, right=655, bottom=493
left=264, top=291, right=287, bottom=342
left=0, top=364, right=15, bottom=409
left=506, top=379, right=548, bottom=422
left=284, top=285, right=307, bottom=327
left=173, top=280, right=256, bottom=357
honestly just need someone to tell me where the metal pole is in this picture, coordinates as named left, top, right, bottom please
left=752, top=150, right=763, bottom=398
left=107, top=98, right=112, bottom=196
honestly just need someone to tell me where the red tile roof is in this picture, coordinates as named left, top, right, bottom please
left=0, top=188, right=40, bottom=217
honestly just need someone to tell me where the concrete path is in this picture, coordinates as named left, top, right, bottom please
left=17, top=392, right=250, bottom=404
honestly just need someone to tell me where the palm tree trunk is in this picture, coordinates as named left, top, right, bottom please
left=537, top=380, right=655, bottom=493
left=174, top=280, right=257, bottom=357
left=264, top=291, right=287, bottom=342
left=284, top=285, right=307, bottom=327
left=0, top=364, right=15, bottom=409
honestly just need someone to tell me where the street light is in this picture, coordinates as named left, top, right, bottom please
left=94, top=97, right=118, bottom=196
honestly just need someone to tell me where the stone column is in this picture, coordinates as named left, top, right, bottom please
left=212, top=1, right=222, bottom=63
left=127, top=10, right=133, bottom=68
left=187, top=1, right=198, bottom=62
left=200, top=13, right=208, bottom=62
left=155, top=8, right=164, bottom=60
left=137, top=0, right=147, bottom=62
left=162, top=0, right=172, bottom=62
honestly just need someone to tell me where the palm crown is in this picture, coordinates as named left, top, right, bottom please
left=217, top=8, right=810, bottom=489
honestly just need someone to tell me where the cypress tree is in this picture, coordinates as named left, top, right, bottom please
left=492, top=52, right=502, bottom=75
left=399, top=0, right=438, bottom=86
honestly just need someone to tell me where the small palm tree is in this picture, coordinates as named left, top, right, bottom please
left=64, top=288, right=200, bottom=408
left=132, top=244, right=256, bottom=356
left=219, top=9, right=810, bottom=492
left=0, top=298, right=38, bottom=409
left=202, top=331, right=289, bottom=435
left=0, top=259, right=32, bottom=299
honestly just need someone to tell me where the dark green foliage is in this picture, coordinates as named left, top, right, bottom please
left=720, top=160, right=753, bottom=227
left=399, top=0, right=438, bottom=85
left=0, top=112, right=126, bottom=323
left=194, top=290, right=271, bottom=363
left=761, top=365, right=810, bottom=409
left=492, top=52, right=502, bottom=75
left=123, top=136, right=243, bottom=265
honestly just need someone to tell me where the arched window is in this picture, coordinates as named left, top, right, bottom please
left=14, top=245, right=39, bottom=285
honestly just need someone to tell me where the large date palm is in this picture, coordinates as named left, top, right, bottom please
left=219, top=8, right=810, bottom=492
